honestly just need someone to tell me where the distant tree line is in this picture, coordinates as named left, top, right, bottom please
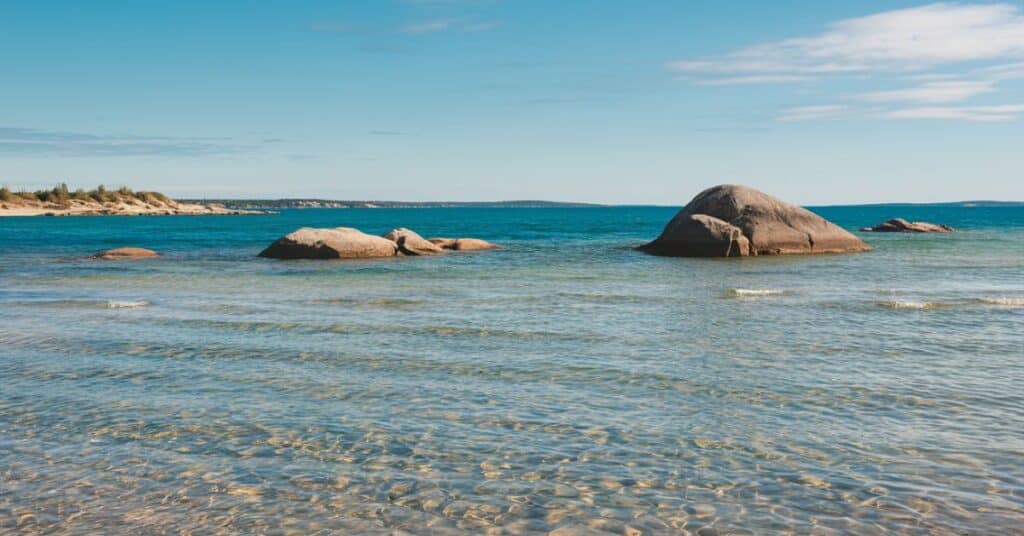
left=0, top=184, right=173, bottom=208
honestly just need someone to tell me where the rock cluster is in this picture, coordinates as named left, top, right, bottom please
left=639, top=184, right=871, bottom=257
left=259, top=227, right=498, bottom=259
left=384, top=228, right=445, bottom=256
left=860, top=218, right=954, bottom=233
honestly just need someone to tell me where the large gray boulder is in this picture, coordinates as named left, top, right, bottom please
left=639, top=185, right=870, bottom=257
left=383, top=228, right=445, bottom=255
left=259, top=227, right=399, bottom=259
left=860, top=218, right=954, bottom=233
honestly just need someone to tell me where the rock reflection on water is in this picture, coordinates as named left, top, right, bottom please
left=2, top=207, right=1023, bottom=534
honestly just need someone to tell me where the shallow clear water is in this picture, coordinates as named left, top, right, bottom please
left=1, top=206, right=1022, bottom=535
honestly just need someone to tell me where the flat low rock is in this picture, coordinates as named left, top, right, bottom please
left=259, top=227, right=399, bottom=259
left=92, top=247, right=159, bottom=260
left=383, top=228, right=444, bottom=255
left=860, top=218, right=954, bottom=233
left=639, top=184, right=870, bottom=257
left=428, top=238, right=499, bottom=251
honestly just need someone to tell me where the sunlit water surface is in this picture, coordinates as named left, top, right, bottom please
left=1, top=206, right=1022, bottom=534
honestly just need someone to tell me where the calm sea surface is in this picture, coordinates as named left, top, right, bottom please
left=1, top=205, right=1022, bottom=535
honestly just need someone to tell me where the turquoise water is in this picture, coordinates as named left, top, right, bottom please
left=1, top=205, right=1022, bottom=534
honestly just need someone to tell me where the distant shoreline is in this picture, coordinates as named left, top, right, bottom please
left=176, top=199, right=605, bottom=210
left=0, top=201, right=262, bottom=217
left=0, top=185, right=264, bottom=217
left=179, top=198, right=1024, bottom=210
left=5, top=188, right=1022, bottom=216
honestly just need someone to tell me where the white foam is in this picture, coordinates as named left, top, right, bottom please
left=877, top=300, right=941, bottom=310
left=106, top=300, right=150, bottom=309
left=727, top=288, right=786, bottom=297
left=978, top=297, right=1024, bottom=307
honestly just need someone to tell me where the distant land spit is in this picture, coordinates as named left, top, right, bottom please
left=176, top=199, right=604, bottom=209
left=3, top=183, right=1020, bottom=216
left=182, top=198, right=1022, bottom=210
left=0, top=184, right=259, bottom=216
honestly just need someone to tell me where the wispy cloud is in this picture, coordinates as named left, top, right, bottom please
left=400, top=0, right=497, bottom=4
left=368, top=129, right=417, bottom=136
left=692, top=75, right=814, bottom=86
left=857, top=80, right=996, bottom=103
left=777, top=105, right=853, bottom=122
left=978, top=61, right=1024, bottom=81
left=671, top=3, right=1024, bottom=121
left=671, top=3, right=1024, bottom=77
left=881, top=104, right=1024, bottom=121
left=400, top=17, right=499, bottom=34
left=779, top=103, right=1024, bottom=122
left=524, top=96, right=583, bottom=105
left=402, top=18, right=457, bottom=34
left=0, top=126, right=248, bottom=157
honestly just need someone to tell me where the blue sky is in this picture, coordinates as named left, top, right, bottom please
left=2, top=1, right=1023, bottom=204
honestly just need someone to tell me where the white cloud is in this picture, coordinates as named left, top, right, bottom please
left=881, top=104, right=1024, bottom=121
left=401, top=18, right=498, bottom=34
left=779, top=103, right=1024, bottom=122
left=777, top=105, right=852, bottom=122
left=402, top=18, right=457, bottom=34
left=671, top=3, right=1024, bottom=121
left=670, top=3, right=1024, bottom=76
left=857, top=80, right=996, bottom=103
left=978, top=61, right=1024, bottom=80
left=693, top=75, right=814, bottom=86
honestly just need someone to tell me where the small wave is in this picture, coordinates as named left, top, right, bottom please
left=726, top=288, right=786, bottom=297
left=310, top=297, right=426, bottom=309
left=555, top=292, right=652, bottom=303
left=977, top=297, right=1024, bottom=308
left=876, top=300, right=944, bottom=310
left=106, top=300, right=150, bottom=309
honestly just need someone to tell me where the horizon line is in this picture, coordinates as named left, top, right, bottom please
left=177, top=197, right=1024, bottom=208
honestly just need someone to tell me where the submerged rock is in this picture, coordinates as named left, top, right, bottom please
left=428, top=238, right=500, bottom=251
left=639, top=184, right=870, bottom=257
left=259, top=227, right=399, bottom=259
left=383, top=228, right=444, bottom=255
left=860, top=218, right=954, bottom=233
left=92, top=247, right=159, bottom=260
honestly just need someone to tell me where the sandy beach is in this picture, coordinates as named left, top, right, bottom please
left=0, top=197, right=260, bottom=216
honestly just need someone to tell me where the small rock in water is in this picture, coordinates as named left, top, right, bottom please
left=860, top=218, right=954, bottom=233
left=92, top=247, right=159, bottom=260
left=428, top=237, right=500, bottom=251
left=691, top=503, right=716, bottom=519
left=383, top=228, right=445, bottom=256
left=259, top=227, right=399, bottom=259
